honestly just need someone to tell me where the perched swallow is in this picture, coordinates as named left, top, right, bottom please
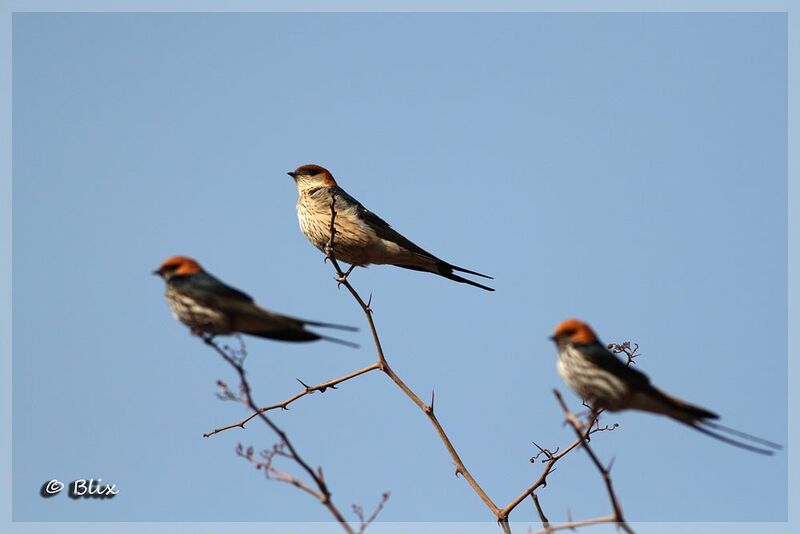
left=550, top=318, right=781, bottom=455
left=289, top=164, right=494, bottom=291
left=154, top=255, right=357, bottom=347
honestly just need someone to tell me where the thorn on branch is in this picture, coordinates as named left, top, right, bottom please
left=296, top=378, right=311, bottom=390
left=552, top=389, right=634, bottom=534
left=530, top=441, right=559, bottom=463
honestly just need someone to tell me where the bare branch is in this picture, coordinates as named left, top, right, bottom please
left=554, top=389, right=634, bottom=534
left=530, top=493, right=552, bottom=534
left=201, top=188, right=640, bottom=534
left=200, top=334, right=362, bottom=534
left=237, top=442, right=323, bottom=501
left=317, top=195, right=636, bottom=534
left=501, top=409, right=602, bottom=522
left=529, top=514, right=617, bottom=534
left=203, top=362, right=381, bottom=437
left=353, top=492, right=391, bottom=534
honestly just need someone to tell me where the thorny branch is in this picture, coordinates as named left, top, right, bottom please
left=199, top=334, right=387, bottom=533
left=203, top=362, right=381, bottom=437
left=514, top=393, right=633, bottom=534
left=530, top=492, right=552, bottom=533
left=320, top=195, right=634, bottom=533
left=549, top=390, right=635, bottom=534
left=499, top=407, right=611, bottom=526
left=321, top=192, right=512, bottom=531
left=202, top=194, right=636, bottom=533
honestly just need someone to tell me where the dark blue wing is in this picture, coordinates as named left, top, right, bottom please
left=170, top=272, right=254, bottom=305
left=329, top=186, right=443, bottom=261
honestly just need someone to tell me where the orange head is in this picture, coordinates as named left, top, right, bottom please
left=153, top=255, right=203, bottom=280
left=550, top=318, right=599, bottom=345
left=287, top=164, right=337, bottom=189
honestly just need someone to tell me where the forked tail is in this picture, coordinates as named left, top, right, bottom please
left=682, top=419, right=781, bottom=456
left=635, top=386, right=781, bottom=455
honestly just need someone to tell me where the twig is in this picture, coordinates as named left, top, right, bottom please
left=203, top=362, right=381, bottom=437
left=353, top=492, right=391, bottom=534
left=531, top=493, right=552, bottom=534
left=237, top=443, right=324, bottom=501
left=608, top=341, right=641, bottom=367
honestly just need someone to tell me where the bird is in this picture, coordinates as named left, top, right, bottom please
left=154, top=255, right=358, bottom=347
left=288, top=164, right=494, bottom=291
left=550, top=318, right=781, bottom=455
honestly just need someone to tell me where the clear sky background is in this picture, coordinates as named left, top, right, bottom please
left=10, top=10, right=788, bottom=529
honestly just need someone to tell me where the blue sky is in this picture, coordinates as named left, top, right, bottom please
left=9, top=9, right=788, bottom=530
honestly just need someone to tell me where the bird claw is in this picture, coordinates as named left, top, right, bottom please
left=197, top=331, right=215, bottom=343
left=323, top=244, right=335, bottom=264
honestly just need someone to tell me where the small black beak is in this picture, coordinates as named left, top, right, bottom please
left=548, top=335, right=556, bottom=342
left=287, top=171, right=296, bottom=178
left=152, top=270, right=161, bottom=276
